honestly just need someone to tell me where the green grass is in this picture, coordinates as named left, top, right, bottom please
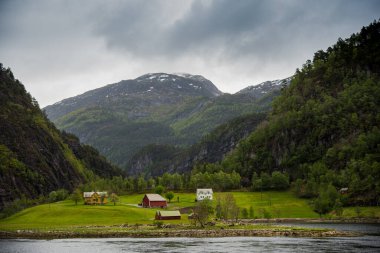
left=1, top=191, right=379, bottom=232
left=0, top=200, right=156, bottom=231
left=108, top=191, right=380, bottom=220
left=217, top=191, right=319, bottom=218
left=152, top=191, right=319, bottom=218
left=339, top=206, right=380, bottom=218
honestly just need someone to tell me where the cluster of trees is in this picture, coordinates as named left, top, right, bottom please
left=313, top=184, right=342, bottom=217
left=191, top=194, right=269, bottom=227
left=215, top=193, right=240, bottom=221
left=77, top=170, right=242, bottom=196
left=189, top=171, right=241, bottom=191
left=48, top=189, right=69, bottom=204
left=251, top=171, right=289, bottom=191
left=191, top=198, right=214, bottom=228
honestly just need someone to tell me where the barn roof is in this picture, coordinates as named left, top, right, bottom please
left=156, top=210, right=181, bottom=217
left=145, top=194, right=166, bottom=201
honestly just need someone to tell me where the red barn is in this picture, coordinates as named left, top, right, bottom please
left=155, top=210, right=181, bottom=220
left=142, top=194, right=167, bottom=208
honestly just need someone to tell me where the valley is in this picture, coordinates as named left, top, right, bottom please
left=0, top=191, right=378, bottom=239
left=44, top=73, right=290, bottom=170
left=0, top=19, right=379, bottom=241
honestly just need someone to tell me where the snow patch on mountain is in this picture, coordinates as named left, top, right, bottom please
left=237, top=77, right=292, bottom=96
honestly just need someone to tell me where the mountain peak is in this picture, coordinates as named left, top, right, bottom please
left=173, top=73, right=209, bottom=82
left=135, top=73, right=221, bottom=94
left=44, top=72, right=223, bottom=121
left=131, top=72, right=223, bottom=97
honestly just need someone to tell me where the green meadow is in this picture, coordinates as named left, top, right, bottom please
left=0, top=191, right=379, bottom=231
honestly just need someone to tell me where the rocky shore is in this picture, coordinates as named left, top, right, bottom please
left=0, top=228, right=358, bottom=239
left=241, top=218, right=380, bottom=224
left=2, top=218, right=377, bottom=239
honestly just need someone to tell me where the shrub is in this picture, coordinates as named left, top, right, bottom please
left=153, top=220, right=164, bottom=228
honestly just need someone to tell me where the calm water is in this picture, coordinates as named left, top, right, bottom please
left=0, top=224, right=379, bottom=253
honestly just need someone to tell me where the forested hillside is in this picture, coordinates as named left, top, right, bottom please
left=221, top=21, right=380, bottom=205
left=127, top=112, right=267, bottom=176
left=0, top=65, right=122, bottom=209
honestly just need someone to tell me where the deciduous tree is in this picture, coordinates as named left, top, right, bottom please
left=70, top=189, right=82, bottom=205
left=192, top=198, right=214, bottom=228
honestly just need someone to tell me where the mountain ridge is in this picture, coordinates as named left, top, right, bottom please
left=45, top=73, right=223, bottom=121
left=44, top=73, right=291, bottom=170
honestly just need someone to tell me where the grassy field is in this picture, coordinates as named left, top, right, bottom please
left=0, top=191, right=379, bottom=231
left=120, top=191, right=320, bottom=218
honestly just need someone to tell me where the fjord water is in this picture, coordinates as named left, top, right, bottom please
left=1, top=223, right=379, bottom=253
left=1, top=236, right=380, bottom=253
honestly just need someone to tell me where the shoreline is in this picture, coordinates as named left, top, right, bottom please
left=241, top=217, right=380, bottom=224
left=1, top=218, right=378, bottom=239
left=0, top=228, right=358, bottom=240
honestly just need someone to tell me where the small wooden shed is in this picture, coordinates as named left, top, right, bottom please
left=155, top=210, right=181, bottom=220
left=142, top=194, right=167, bottom=208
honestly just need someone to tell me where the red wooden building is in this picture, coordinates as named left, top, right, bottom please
left=142, top=194, right=167, bottom=208
left=155, top=210, right=181, bottom=220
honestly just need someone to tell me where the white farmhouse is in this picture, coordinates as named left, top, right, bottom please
left=196, top=188, right=213, bottom=201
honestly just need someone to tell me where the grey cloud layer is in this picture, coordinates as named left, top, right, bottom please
left=93, top=0, right=380, bottom=58
left=0, top=0, right=379, bottom=106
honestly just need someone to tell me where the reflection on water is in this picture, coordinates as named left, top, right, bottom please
left=0, top=223, right=379, bottom=253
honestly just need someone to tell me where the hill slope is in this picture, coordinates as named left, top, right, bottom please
left=221, top=21, right=380, bottom=205
left=0, top=65, right=122, bottom=208
left=127, top=112, right=267, bottom=177
left=44, top=73, right=290, bottom=168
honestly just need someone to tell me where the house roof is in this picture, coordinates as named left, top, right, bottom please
left=145, top=194, right=166, bottom=201
left=83, top=192, right=95, bottom=198
left=83, top=191, right=108, bottom=198
left=157, top=210, right=181, bottom=217
left=197, top=188, right=213, bottom=194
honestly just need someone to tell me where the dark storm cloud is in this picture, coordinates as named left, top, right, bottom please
left=0, top=0, right=379, bottom=106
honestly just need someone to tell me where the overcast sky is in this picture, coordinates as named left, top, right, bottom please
left=0, top=0, right=379, bottom=107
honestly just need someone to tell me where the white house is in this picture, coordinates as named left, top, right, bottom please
left=196, top=188, right=213, bottom=201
